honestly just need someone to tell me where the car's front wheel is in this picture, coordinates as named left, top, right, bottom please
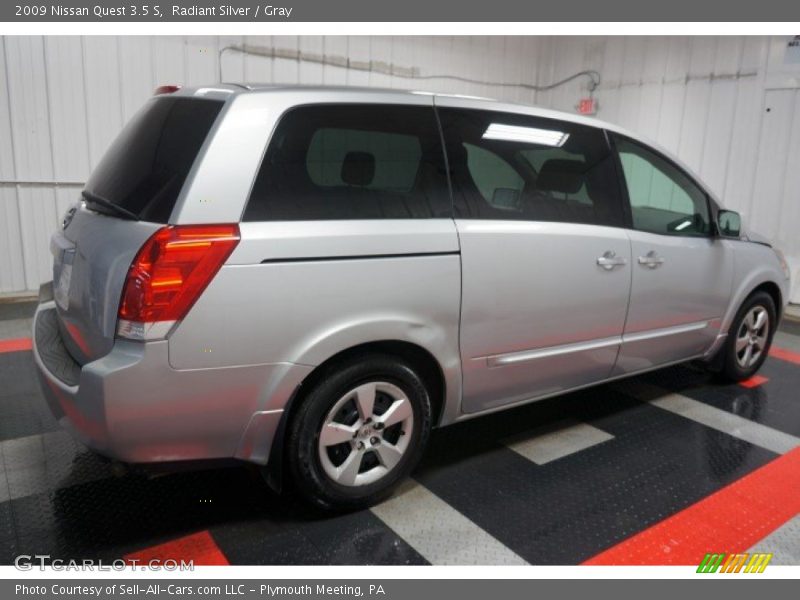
left=719, top=290, right=776, bottom=382
left=287, top=354, right=432, bottom=511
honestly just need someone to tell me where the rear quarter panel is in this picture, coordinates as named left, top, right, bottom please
left=167, top=220, right=463, bottom=419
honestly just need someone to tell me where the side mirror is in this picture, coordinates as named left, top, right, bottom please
left=717, top=210, right=742, bottom=238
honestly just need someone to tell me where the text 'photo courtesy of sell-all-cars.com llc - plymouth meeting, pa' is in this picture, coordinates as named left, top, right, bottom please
left=33, top=84, right=790, bottom=512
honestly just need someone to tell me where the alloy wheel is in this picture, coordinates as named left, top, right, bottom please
left=317, top=381, right=414, bottom=487
left=735, top=305, right=769, bottom=369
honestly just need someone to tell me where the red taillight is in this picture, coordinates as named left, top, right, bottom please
left=117, top=224, right=240, bottom=340
left=154, top=84, right=182, bottom=96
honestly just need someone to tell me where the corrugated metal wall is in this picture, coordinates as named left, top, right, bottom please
left=1, top=35, right=798, bottom=302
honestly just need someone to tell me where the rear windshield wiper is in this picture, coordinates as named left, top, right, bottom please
left=81, top=190, right=140, bottom=221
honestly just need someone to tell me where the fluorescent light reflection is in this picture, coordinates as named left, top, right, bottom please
left=482, top=123, right=570, bottom=147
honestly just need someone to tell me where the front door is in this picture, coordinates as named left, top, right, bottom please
left=436, top=102, right=632, bottom=414
left=611, top=136, right=734, bottom=374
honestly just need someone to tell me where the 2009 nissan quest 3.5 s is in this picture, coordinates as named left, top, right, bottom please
left=33, top=85, right=791, bottom=510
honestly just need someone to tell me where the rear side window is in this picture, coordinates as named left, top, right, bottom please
left=437, top=108, right=624, bottom=227
left=243, top=104, right=451, bottom=221
left=307, top=128, right=421, bottom=192
left=614, top=136, right=711, bottom=237
left=84, top=97, right=223, bottom=223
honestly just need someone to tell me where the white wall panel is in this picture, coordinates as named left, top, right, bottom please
left=367, top=37, right=393, bottom=88
left=778, top=92, right=800, bottom=303
left=5, top=37, right=53, bottom=181
left=699, top=78, right=736, bottom=195
left=82, top=37, right=124, bottom=167
left=43, top=37, right=91, bottom=182
left=0, top=187, right=25, bottom=292
left=723, top=78, right=762, bottom=212
left=321, top=36, right=349, bottom=85
left=118, top=37, right=156, bottom=122
left=0, top=39, right=25, bottom=294
left=749, top=90, right=798, bottom=282
left=151, top=36, right=186, bottom=89
left=345, top=36, right=370, bottom=87
left=241, top=36, right=267, bottom=82
left=17, top=185, right=58, bottom=290
left=184, top=37, right=219, bottom=86
left=298, top=36, right=323, bottom=84
left=0, top=35, right=798, bottom=304
left=635, top=83, right=663, bottom=141
left=0, top=39, right=15, bottom=183
left=273, top=36, right=299, bottom=84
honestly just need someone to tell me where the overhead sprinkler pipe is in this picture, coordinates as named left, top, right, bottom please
left=217, top=44, right=601, bottom=95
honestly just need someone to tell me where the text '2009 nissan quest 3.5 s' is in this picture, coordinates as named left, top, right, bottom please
left=33, top=85, right=791, bottom=510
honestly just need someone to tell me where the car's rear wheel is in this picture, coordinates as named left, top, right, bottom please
left=287, top=354, right=432, bottom=511
left=719, top=291, right=776, bottom=382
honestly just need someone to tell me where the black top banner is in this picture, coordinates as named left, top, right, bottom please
left=4, top=0, right=800, bottom=22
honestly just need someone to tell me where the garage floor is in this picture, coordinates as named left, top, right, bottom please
left=1, top=301, right=799, bottom=566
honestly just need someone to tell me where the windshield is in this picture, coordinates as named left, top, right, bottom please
left=83, top=96, right=224, bottom=223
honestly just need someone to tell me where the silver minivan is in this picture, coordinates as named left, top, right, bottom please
left=33, top=85, right=791, bottom=510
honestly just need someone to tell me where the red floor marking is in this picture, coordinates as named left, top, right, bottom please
left=124, top=530, right=230, bottom=566
left=770, top=346, right=800, bottom=366
left=739, top=375, right=768, bottom=389
left=583, top=447, right=800, bottom=565
left=0, top=337, right=32, bottom=353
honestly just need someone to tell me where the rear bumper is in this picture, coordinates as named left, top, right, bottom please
left=32, top=298, right=312, bottom=465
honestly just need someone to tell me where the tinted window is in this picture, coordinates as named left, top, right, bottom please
left=306, top=128, right=422, bottom=192
left=464, top=144, right=524, bottom=210
left=614, top=136, right=711, bottom=237
left=437, top=108, right=624, bottom=226
left=84, top=97, right=223, bottom=223
left=243, top=105, right=451, bottom=221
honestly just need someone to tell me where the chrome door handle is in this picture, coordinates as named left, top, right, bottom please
left=597, top=250, right=627, bottom=270
left=638, top=251, right=665, bottom=268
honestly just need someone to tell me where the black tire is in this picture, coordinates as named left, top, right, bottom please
left=718, top=291, right=776, bottom=382
left=287, top=354, right=432, bottom=511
